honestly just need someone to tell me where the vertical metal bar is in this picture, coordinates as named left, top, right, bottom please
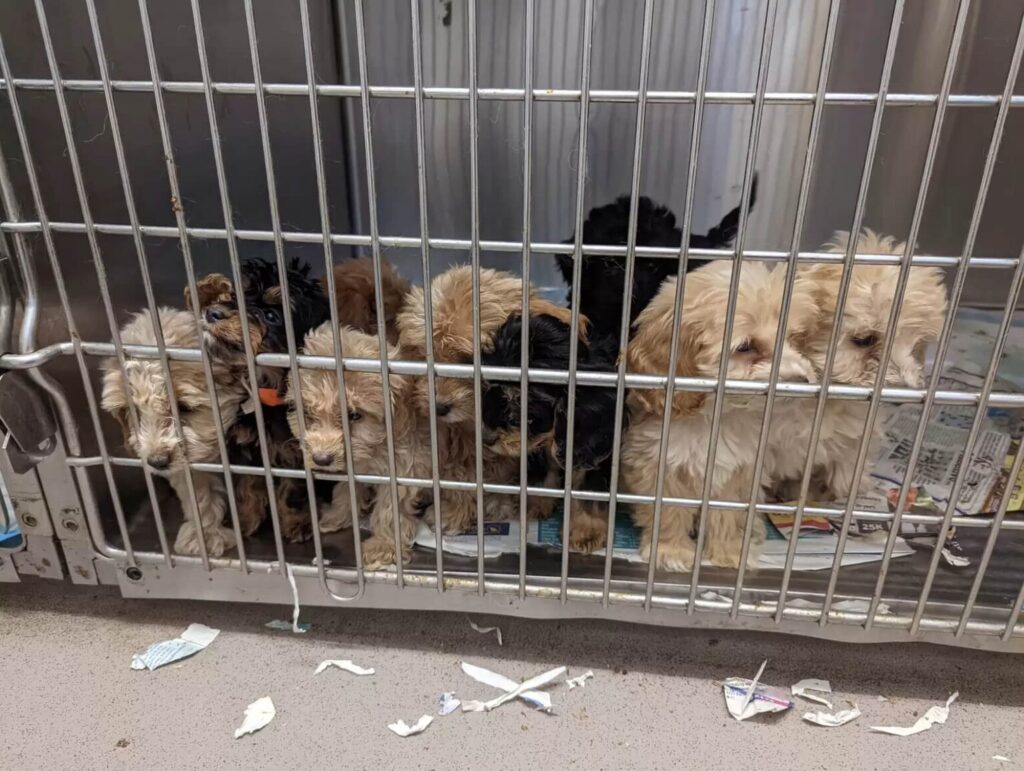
left=559, top=0, right=596, bottom=604
left=773, top=0, right=906, bottom=620
left=638, top=0, right=716, bottom=609
left=732, top=0, right=842, bottom=618
left=866, top=9, right=1024, bottom=631
left=352, top=0, right=405, bottom=584
left=600, top=0, right=655, bottom=606
left=957, top=443, right=1024, bottom=635
left=187, top=0, right=288, bottom=572
left=686, top=0, right=778, bottom=612
left=84, top=0, right=249, bottom=570
left=466, top=0, right=489, bottom=595
left=517, top=0, right=536, bottom=599
left=299, top=0, right=365, bottom=601
left=819, top=0, right=972, bottom=627
left=1003, top=573, right=1024, bottom=641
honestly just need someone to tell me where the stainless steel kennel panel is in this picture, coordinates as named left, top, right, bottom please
left=0, top=0, right=1022, bottom=650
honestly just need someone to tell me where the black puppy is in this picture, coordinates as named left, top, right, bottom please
left=481, top=313, right=619, bottom=551
left=557, top=176, right=758, bottom=344
left=190, top=257, right=332, bottom=544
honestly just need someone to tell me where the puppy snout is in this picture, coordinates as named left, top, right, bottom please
left=204, top=306, right=227, bottom=323
left=434, top=402, right=452, bottom=418
left=311, top=451, right=335, bottom=468
left=146, top=453, right=170, bottom=470
left=778, top=346, right=817, bottom=384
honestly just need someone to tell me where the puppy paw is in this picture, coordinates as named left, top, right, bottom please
left=567, top=522, right=607, bottom=554
left=643, top=540, right=695, bottom=573
left=174, top=522, right=236, bottom=557
left=361, top=535, right=409, bottom=571
left=281, top=513, right=313, bottom=544
left=318, top=497, right=353, bottom=533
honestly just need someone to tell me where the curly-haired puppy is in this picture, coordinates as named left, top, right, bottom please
left=397, top=265, right=578, bottom=532
left=100, top=308, right=247, bottom=556
left=481, top=312, right=619, bottom=552
left=324, top=257, right=411, bottom=345
left=190, top=257, right=331, bottom=543
left=290, top=322, right=436, bottom=569
left=622, top=261, right=820, bottom=572
left=558, top=177, right=758, bottom=343
left=766, top=229, right=947, bottom=502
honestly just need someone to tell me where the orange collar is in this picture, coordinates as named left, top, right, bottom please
left=258, top=387, right=286, bottom=407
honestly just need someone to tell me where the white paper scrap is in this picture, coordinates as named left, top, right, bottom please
left=791, top=678, right=834, bottom=709
left=460, top=661, right=553, bottom=712
left=479, top=665, right=566, bottom=711
left=467, top=617, right=503, bottom=646
left=130, top=623, right=220, bottom=671
left=698, top=590, right=733, bottom=603
left=314, top=659, right=375, bottom=676
left=993, top=756, right=1011, bottom=763
left=566, top=671, right=595, bottom=689
left=723, top=660, right=793, bottom=722
left=388, top=715, right=433, bottom=737
left=286, top=564, right=306, bottom=634
left=802, top=705, right=861, bottom=727
left=870, top=692, right=959, bottom=737
left=439, top=692, right=461, bottom=716
left=832, top=599, right=891, bottom=615
left=234, top=697, right=275, bottom=739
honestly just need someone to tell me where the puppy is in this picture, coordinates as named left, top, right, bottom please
left=766, top=229, right=947, bottom=501
left=100, top=308, right=247, bottom=556
left=190, top=258, right=331, bottom=543
left=291, top=323, right=433, bottom=569
left=622, top=261, right=820, bottom=571
left=323, top=257, right=411, bottom=345
left=481, top=312, right=619, bottom=552
left=558, top=177, right=758, bottom=343
left=397, top=265, right=578, bottom=533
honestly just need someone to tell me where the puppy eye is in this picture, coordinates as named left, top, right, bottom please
left=735, top=340, right=753, bottom=354
left=347, top=410, right=362, bottom=423
left=263, top=308, right=280, bottom=324
left=852, top=333, right=879, bottom=348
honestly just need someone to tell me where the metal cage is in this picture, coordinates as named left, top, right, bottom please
left=1, top=0, right=1023, bottom=652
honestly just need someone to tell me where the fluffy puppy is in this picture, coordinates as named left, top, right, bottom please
left=558, top=177, right=758, bottom=343
left=323, top=257, right=411, bottom=345
left=290, top=323, right=433, bottom=569
left=481, top=312, right=619, bottom=552
left=766, top=229, right=947, bottom=501
left=622, top=261, right=820, bottom=572
left=397, top=265, right=578, bottom=532
left=190, top=258, right=331, bottom=543
left=100, top=308, right=247, bottom=556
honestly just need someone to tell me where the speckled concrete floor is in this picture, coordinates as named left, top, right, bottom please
left=2, top=580, right=1022, bottom=770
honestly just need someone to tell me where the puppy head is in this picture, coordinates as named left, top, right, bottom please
left=100, top=308, right=241, bottom=470
left=288, top=322, right=400, bottom=471
left=189, top=258, right=329, bottom=365
left=323, top=257, right=412, bottom=343
left=807, top=229, right=948, bottom=387
left=627, top=261, right=819, bottom=415
left=552, top=330, right=619, bottom=471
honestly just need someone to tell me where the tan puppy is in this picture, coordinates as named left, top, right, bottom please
left=766, top=229, right=948, bottom=501
left=622, top=262, right=820, bottom=571
left=100, top=308, right=247, bottom=556
left=323, top=257, right=410, bottom=345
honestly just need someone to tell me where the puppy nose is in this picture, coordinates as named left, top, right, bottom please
left=311, top=452, right=335, bottom=468
left=204, top=306, right=227, bottom=323
left=146, top=454, right=170, bottom=470
left=434, top=402, right=452, bottom=418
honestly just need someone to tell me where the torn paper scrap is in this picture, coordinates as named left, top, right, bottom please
left=286, top=564, right=307, bottom=634
left=803, top=705, right=861, bottom=727
left=723, top=661, right=792, bottom=722
left=439, top=692, right=461, bottom=716
left=467, top=617, right=503, bottom=646
left=474, top=666, right=567, bottom=712
left=698, top=590, right=733, bottom=603
left=130, top=623, right=220, bottom=671
left=265, top=620, right=311, bottom=632
left=993, top=756, right=1011, bottom=763
left=388, top=715, right=433, bottom=737
left=234, top=697, right=275, bottom=739
left=460, top=661, right=553, bottom=712
left=314, top=660, right=375, bottom=676
left=870, top=692, right=959, bottom=736
left=566, top=671, right=595, bottom=689
left=791, top=678, right=834, bottom=709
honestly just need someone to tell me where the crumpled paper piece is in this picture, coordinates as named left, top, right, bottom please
left=314, top=659, right=375, bottom=676
left=388, top=715, right=433, bottom=737
left=460, top=661, right=554, bottom=712
left=234, top=697, right=275, bottom=738
left=566, top=671, right=595, bottom=689
left=130, top=623, right=219, bottom=671
left=870, top=692, right=959, bottom=736
left=791, top=678, right=833, bottom=709
left=286, top=564, right=307, bottom=634
left=803, top=705, right=861, bottom=727
left=438, top=692, right=461, bottom=715
left=467, top=617, right=503, bottom=646
left=723, top=660, right=792, bottom=721
left=461, top=663, right=566, bottom=712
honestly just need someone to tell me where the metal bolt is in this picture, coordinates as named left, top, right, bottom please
left=62, top=519, right=79, bottom=532
left=125, top=566, right=143, bottom=582
left=21, top=513, right=38, bottom=528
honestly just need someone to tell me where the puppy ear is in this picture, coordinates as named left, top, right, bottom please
left=529, top=297, right=589, bottom=341
left=188, top=273, right=233, bottom=311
